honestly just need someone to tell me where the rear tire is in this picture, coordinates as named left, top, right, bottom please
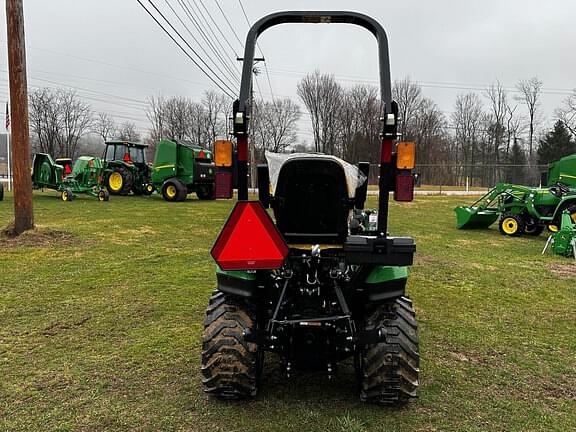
left=107, top=166, right=133, bottom=195
left=0, top=182, right=3, bottom=201
left=359, top=296, right=419, bottom=405
left=201, top=291, right=261, bottom=399
left=162, top=179, right=187, bottom=202
left=197, top=184, right=215, bottom=200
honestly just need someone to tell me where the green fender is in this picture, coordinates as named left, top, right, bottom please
left=364, top=266, right=410, bottom=302
left=216, top=267, right=257, bottom=298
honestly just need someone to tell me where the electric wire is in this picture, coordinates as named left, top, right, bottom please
left=181, top=0, right=242, bottom=79
left=135, top=0, right=236, bottom=98
left=169, top=0, right=240, bottom=86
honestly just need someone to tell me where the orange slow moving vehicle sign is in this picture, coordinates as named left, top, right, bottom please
left=211, top=201, right=289, bottom=270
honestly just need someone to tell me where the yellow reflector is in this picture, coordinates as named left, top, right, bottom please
left=214, top=140, right=233, bottom=167
left=396, top=141, right=416, bottom=170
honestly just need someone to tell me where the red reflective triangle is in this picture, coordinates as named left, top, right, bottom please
left=211, top=201, right=289, bottom=270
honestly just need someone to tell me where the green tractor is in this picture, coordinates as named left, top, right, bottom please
left=103, top=141, right=154, bottom=196
left=455, top=154, right=576, bottom=236
left=151, top=139, right=215, bottom=202
left=31, top=153, right=109, bottom=201
left=201, top=11, right=419, bottom=405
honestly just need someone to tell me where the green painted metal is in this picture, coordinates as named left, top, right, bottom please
left=216, top=267, right=257, bottom=281
left=547, top=154, right=576, bottom=187
left=365, top=266, right=409, bottom=284
left=103, top=141, right=153, bottom=195
left=151, top=139, right=215, bottom=191
left=552, top=211, right=576, bottom=257
left=31, top=153, right=107, bottom=199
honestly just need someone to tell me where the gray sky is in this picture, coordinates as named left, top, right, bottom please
left=2, top=0, right=576, bottom=144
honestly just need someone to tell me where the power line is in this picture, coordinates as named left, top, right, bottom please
left=135, top=0, right=236, bottom=98
left=236, top=0, right=277, bottom=106
left=193, top=0, right=241, bottom=58
left=168, top=0, right=240, bottom=87
left=182, top=0, right=242, bottom=80
left=212, top=0, right=244, bottom=49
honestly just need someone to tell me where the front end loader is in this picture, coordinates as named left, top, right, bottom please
left=201, top=11, right=419, bottom=405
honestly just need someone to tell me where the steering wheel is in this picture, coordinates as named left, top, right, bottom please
left=549, top=182, right=570, bottom=198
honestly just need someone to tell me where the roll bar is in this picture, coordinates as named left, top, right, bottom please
left=233, top=11, right=398, bottom=236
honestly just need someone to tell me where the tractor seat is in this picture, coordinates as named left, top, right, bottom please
left=272, top=157, right=352, bottom=244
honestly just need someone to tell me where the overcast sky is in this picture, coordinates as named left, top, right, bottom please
left=2, top=0, right=575, bottom=144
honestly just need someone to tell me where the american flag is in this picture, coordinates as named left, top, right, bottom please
left=5, top=102, right=9, bottom=130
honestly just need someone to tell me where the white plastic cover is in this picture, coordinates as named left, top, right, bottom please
left=265, top=151, right=367, bottom=198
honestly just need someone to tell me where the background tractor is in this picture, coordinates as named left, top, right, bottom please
left=151, top=139, right=215, bottom=202
left=201, top=11, right=419, bottom=405
left=31, top=153, right=109, bottom=201
left=103, top=141, right=154, bottom=196
left=455, top=153, right=576, bottom=236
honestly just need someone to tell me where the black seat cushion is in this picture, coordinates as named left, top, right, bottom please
left=272, top=158, right=350, bottom=243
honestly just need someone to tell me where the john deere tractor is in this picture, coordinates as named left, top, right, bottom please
left=103, top=141, right=154, bottom=196
left=201, top=11, right=419, bottom=405
left=455, top=154, right=576, bottom=236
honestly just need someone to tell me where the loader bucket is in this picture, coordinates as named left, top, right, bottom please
left=454, top=206, right=499, bottom=229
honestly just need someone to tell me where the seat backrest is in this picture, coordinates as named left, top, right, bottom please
left=272, top=157, right=351, bottom=244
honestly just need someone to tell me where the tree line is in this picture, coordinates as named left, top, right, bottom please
left=25, top=72, right=576, bottom=186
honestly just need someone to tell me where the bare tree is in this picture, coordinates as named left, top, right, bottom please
left=516, top=77, right=543, bottom=159
left=29, top=88, right=93, bottom=158
left=393, top=77, right=425, bottom=140
left=115, top=122, right=141, bottom=142
left=29, top=88, right=60, bottom=156
left=484, top=81, right=507, bottom=165
left=452, top=93, right=484, bottom=183
left=251, top=97, right=301, bottom=155
left=93, top=112, right=116, bottom=142
left=201, top=90, right=228, bottom=150
left=556, top=89, right=576, bottom=139
left=297, top=71, right=343, bottom=154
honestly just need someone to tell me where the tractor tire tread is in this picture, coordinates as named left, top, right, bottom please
left=201, top=291, right=259, bottom=399
left=360, top=296, right=420, bottom=405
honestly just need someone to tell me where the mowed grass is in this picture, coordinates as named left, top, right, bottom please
left=0, top=191, right=575, bottom=432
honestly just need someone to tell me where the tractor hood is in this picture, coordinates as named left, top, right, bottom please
left=265, top=151, right=367, bottom=198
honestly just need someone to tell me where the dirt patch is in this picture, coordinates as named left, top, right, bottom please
left=549, top=263, right=576, bottom=279
left=0, top=226, right=79, bottom=248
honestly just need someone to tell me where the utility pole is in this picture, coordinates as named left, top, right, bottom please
left=6, top=0, right=34, bottom=234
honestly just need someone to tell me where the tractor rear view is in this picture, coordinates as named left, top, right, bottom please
left=201, top=11, right=419, bottom=405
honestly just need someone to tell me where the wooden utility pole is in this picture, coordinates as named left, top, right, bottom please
left=6, top=0, right=34, bottom=234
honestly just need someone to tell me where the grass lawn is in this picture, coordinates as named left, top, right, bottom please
left=0, top=191, right=574, bottom=432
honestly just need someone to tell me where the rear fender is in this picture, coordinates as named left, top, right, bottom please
left=364, top=266, right=409, bottom=302
left=216, top=267, right=257, bottom=298
left=552, top=197, right=576, bottom=220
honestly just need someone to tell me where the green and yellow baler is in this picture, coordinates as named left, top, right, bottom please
left=151, top=139, right=215, bottom=202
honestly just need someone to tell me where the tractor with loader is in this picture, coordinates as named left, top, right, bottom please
left=201, top=11, right=419, bottom=405
left=455, top=153, right=576, bottom=236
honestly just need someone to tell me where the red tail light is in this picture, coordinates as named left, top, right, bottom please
left=199, top=150, right=205, bottom=159
left=394, top=174, right=414, bottom=202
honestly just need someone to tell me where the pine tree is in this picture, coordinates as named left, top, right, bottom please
left=537, top=120, right=576, bottom=165
left=507, top=138, right=527, bottom=184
